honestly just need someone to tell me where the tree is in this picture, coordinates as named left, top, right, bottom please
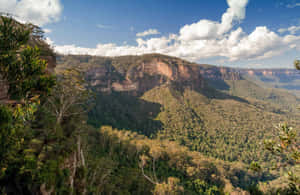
left=0, top=16, right=55, bottom=101
left=45, top=66, right=93, bottom=193
left=294, top=60, right=300, bottom=70
left=153, top=177, right=184, bottom=195
left=264, top=123, right=299, bottom=193
left=263, top=60, right=300, bottom=194
left=0, top=15, right=56, bottom=193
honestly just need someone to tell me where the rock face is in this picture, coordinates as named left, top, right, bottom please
left=58, top=54, right=300, bottom=96
left=236, top=68, right=300, bottom=90
left=199, top=66, right=242, bottom=80
left=85, top=56, right=211, bottom=95
left=80, top=54, right=245, bottom=96
left=237, top=68, right=299, bottom=79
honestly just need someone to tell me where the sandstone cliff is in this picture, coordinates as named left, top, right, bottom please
left=58, top=54, right=242, bottom=95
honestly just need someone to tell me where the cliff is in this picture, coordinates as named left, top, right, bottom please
left=58, top=54, right=242, bottom=95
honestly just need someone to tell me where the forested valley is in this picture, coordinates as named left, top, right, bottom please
left=0, top=16, right=299, bottom=195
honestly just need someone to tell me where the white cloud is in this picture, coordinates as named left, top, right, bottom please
left=278, top=26, right=300, bottom=34
left=136, top=29, right=160, bottom=37
left=97, top=24, right=113, bottom=29
left=179, top=0, right=248, bottom=41
left=43, top=28, right=52, bottom=33
left=45, top=37, right=54, bottom=45
left=286, top=3, right=300, bottom=8
left=51, top=0, right=300, bottom=64
left=0, top=0, right=63, bottom=26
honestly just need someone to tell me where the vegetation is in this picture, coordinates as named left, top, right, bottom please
left=87, top=126, right=267, bottom=194
left=56, top=53, right=300, bottom=194
left=0, top=16, right=91, bottom=194
left=1, top=15, right=299, bottom=194
left=86, top=78, right=300, bottom=167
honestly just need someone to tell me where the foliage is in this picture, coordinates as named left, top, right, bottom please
left=0, top=16, right=89, bottom=194
left=87, top=126, right=267, bottom=194
left=56, top=53, right=300, bottom=193
left=2, top=17, right=299, bottom=194
left=0, top=16, right=55, bottom=100
left=264, top=123, right=300, bottom=193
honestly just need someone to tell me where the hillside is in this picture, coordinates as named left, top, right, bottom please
left=1, top=15, right=273, bottom=195
left=237, top=68, right=300, bottom=97
left=1, top=12, right=299, bottom=194
left=57, top=54, right=300, bottom=167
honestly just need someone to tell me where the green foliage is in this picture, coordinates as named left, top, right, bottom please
left=86, top=126, right=267, bottom=194
left=0, top=16, right=55, bottom=100
left=294, top=60, right=300, bottom=70
left=4, top=28, right=297, bottom=193
left=264, top=123, right=300, bottom=193
left=187, top=179, right=221, bottom=195
left=0, top=16, right=89, bottom=194
left=249, top=161, right=262, bottom=172
left=153, top=177, right=184, bottom=195
left=56, top=53, right=300, bottom=193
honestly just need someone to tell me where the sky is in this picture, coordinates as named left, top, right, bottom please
left=1, top=0, right=300, bottom=68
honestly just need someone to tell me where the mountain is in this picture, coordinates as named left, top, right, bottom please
left=237, top=68, right=300, bottom=97
left=56, top=54, right=300, bottom=166
left=2, top=16, right=298, bottom=194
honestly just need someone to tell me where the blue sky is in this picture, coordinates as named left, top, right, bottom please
left=1, top=0, right=300, bottom=68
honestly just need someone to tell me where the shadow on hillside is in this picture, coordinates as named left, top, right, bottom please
left=227, top=167, right=276, bottom=192
left=170, top=79, right=249, bottom=104
left=207, top=79, right=231, bottom=91
left=88, top=92, right=163, bottom=137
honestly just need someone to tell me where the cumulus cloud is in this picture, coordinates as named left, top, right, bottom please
left=179, top=0, right=248, bottom=41
left=136, top=29, right=160, bottom=37
left=51, top=0, right=300, bottom=63
left=0, top=0, right=63, bottom=26
left=278, top=26, right=300, bottom=34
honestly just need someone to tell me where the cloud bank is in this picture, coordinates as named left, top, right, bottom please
left=50, top=0, right=300, bottom=63
left=0, top=0, right=63, bottom=26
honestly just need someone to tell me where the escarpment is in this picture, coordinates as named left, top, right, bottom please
left=85, top=58, right=206, bottom=94
left=66, top=54, right=243, bottom=95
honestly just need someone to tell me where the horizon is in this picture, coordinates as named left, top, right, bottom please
left=56, top=52, right=300, bottom=70
left=1, top=0, right=300, bottom=68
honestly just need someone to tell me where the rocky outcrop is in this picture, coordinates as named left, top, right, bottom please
left=85, top=57, right=209, bottom=95
left=199, top=66, right=242, bottom=80
left=237, top=68, right=299, bottom=78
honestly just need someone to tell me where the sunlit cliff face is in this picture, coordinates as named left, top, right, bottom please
left=85, top=57, right=245, bottom=95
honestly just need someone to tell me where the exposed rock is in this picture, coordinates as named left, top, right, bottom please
left=237, top=68, right=299, bottom=78
left=85, top=57, right=209, bottom=95
left=59, top=54, right=300, bottom=97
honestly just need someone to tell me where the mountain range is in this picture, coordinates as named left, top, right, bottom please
left=56, top=53, right=300, bottom=167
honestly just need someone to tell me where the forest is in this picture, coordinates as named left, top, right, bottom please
left=0, top=16, right=299, bottom=195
